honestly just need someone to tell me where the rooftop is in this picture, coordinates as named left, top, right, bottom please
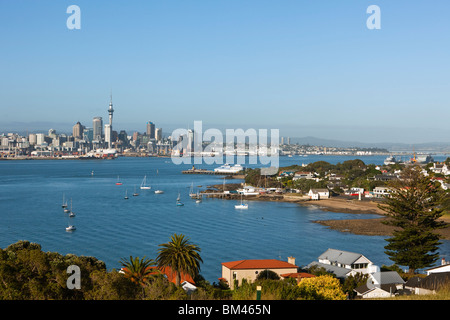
left=222, top=259, right=298, bottom=270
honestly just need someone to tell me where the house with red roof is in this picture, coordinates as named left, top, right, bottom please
left=221, top=257, right=299, bottom=289
left=120, top=266, right=196, bottom=291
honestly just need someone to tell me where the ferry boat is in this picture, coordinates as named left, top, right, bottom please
left=213, top=164, right=244, bottom=174
left=384, top=156, right=398, bottom=165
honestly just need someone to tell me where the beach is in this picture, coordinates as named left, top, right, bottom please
left=297, top=197, right=450, bottom=240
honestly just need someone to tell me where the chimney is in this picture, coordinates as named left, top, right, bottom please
left=288, top=256, right=296, bottom=266
left=442, top=257, right=446, bottom=266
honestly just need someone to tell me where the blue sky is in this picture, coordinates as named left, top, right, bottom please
left=0, top=0, right=449, bottom=143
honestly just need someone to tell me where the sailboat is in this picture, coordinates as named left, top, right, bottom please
left=124, top=189, right=129, bottom=199
left=176, top=192, right=184, bottom=206
left=116, top=176, right=123, bottom=185
left=63, top=197, right=71, bottom=213
left=154, top=169, right=164, bottom=193
left=133, top=185, right=139, bottom=196
left=62, top=194, right=68, bottom=208
left=140, top=175, right=151, bottom=190
left=66, top=225, right=76, bottom=232
left=68, top=199, right=76, bottom=217
left=235, top=195, right=248, bottom=209
left=189, top=182, right=196, bottom=198
left=195, top=191, right=202, bottom=203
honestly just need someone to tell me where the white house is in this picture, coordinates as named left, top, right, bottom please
left=430, top=163, right=450, bottom=176
left=237, top=185, right=260, bottom=195
left=308, top=188, right=330, bottom=200
left=293, top=171, right=315, bottom=181
left=425, top=258, right=450, bottom=275
left=354, top=271, right=405, bottom=299
left=307, top=248, right=374, bottom=279
left=373, top=186, right=392, bottom=198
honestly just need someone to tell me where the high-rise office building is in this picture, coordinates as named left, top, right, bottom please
left=73, top=122, right=84, bottom=140
left=83, top=128, right=93, bottom=142
left=93, top=117, right=103, bottom=142
left=155, top=128, right=162, bottom=141
left=146, top=121, right=155, bottom=139
left=104, top=124, right=111, bottom=147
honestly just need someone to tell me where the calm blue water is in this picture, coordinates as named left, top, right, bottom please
left=0, top=154, right=449, bottom=283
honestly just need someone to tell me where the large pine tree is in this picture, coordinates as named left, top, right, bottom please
left=379, top=165, right=447, bottom=274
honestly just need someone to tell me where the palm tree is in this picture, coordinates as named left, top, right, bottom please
left=156, top=233, right=203, bottom=287
left=119, top=255, right=158, bottom=287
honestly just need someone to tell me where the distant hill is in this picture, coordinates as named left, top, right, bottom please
left=290, top=136, right=450, bottom=153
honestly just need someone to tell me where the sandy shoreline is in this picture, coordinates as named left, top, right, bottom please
left=295, top=197, right=450, bottom=240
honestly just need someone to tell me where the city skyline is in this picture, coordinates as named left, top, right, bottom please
left=1, top=1, right=450, bottom=144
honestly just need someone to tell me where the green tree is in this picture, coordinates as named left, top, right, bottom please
left=342, top=272, right=369, bottom=299
left=156, top=233, right=203, bottom=287
left=256, top=269, right=280, bottom=281
left=379, top=165, right=448, bottom=274
left=119, top=255, right=158, bottom=297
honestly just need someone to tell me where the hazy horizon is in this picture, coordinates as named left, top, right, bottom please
left=1, top=1, right=450, bottom=144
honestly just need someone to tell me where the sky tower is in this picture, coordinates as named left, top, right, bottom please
left=108, top=92, right=114, bottom=127
left=105, top=92, right=114, bottom=148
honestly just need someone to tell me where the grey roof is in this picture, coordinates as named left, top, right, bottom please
left=416, top=272, right=450, bottom=290
left=306, top=261, right=352, bottom=279
left=354, top=283, right=398, bottom=295
left=372, top=271, right=405, bottom=285
left=318, top=248, right=365, bottom=265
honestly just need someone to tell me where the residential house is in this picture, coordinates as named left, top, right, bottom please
left=374, top=174, right=397, bottom=182
left=354, top=271, right=406, bottom=298
left=277, top=171, right=295, bottom=180
left=308, top=188, right=330, bottom=200
left=306, top=248, right=374, bottom=279
left=221, top=257, right=298, bottom=289
left=425, top=258, right=450, bottom=275
left=293, top=171, right=315, bottom=181
left=430, top=162, right=450, bottom=176
left=406, top=272, right=450, bottom=295
left=373, top=186, right=392, bottom=198
left=120, top=265, right=197, bottom=292
left=328, top=173, right=344, bottom=181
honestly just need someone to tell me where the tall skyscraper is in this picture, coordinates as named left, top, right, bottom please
left=146, top=121, right=155, bottom=139
left=104, top=124, right=111, bottom=147
left=93, top=117, right=103, bottom=142
left=73, top=122, right=84, bottom=140
left=155, top=128, right=162, bottom=141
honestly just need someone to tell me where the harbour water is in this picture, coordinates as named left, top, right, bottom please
left=0, top=154, right=449, bottom=283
